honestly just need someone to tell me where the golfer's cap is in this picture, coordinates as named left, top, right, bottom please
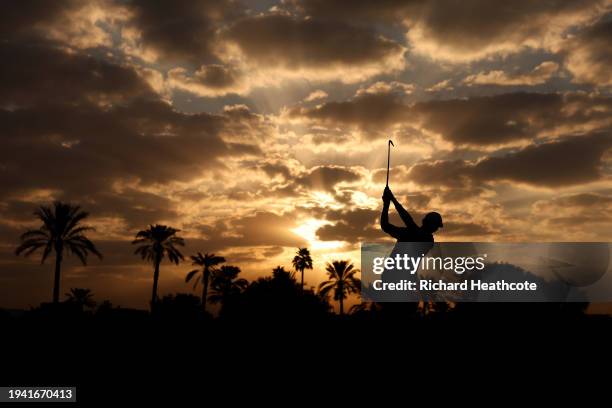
left=424, top=212, right=443, bottom=227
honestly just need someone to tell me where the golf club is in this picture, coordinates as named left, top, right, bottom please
left=386, top=139, right=394, bottom=187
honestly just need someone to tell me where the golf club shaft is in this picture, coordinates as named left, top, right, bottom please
left=386, top=141, right=391, bottom=187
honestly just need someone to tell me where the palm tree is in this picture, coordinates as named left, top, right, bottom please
left=349, top=301, right=383, bottom=315
left=292, top=247, right=313, bottom=291
left=318, top=260, right=361, bottom=315
left=65, top=288, right=96, bottom=311
left=208, top=265, right=248, bottom=306
left=185, top=252, right=225, bottom=312
left=132, top=224, right=184, bottom=309
left=15, top=201, right=102, bottom=304
left=272, top=265, right=295, bottom=280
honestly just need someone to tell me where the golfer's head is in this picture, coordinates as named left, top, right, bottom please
left=422, top=212, right=443, bottom=233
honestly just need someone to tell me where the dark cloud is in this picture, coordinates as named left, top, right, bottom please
left=259, top=162, right=293, bottom=181
left=296, top=0, right=608, bottom=61
left=0, top=0, right=71, bottom=37
left=295, top=91, right=612, bottom=146
left=472, top=132, right=612, bottom=186
left=547, top=192, right=612, bottom=208
left=533, top=192, right=612, bottom=222
left=565, top=18, right=612, bottom=86
left=126, top=0, right=243, bottom=65
left=191, top=64, right=239, bottom=89
left=294, top=0, right=419, bottom=23
left=294, top=165, right=362, bottom=192
left=220, top=104, right=274, bottom=144
left=224, top=14, right=405, bottom=69
left=438, top=187, right=489, bottom=203
left=291, top=92, right=407, bottom=130
left=0, top=100, right=256, bottom=194
left=0, top=42, right=156, bottom=106
left=82, top=189, right=181, bottom=229
left=405, top=0, right=605, bottom=59
left=266, top=165, right=363, bottom=198
left=167, top=64, right=248, bottom=96
left=413, top=93, right=566, bottom=145
left=409, top=132, right=612, bottom=187
left=417, top=92, right=612, bottom=146
left=0, top=0, right=126, bottom=50
left=403, top=192, right=432, bottom=209
left=315, top=208, right=380, bottom=242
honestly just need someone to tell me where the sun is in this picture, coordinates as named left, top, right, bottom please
left=291, top=219, right=344, bottom=250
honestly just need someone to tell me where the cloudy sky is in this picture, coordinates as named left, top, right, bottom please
left=1, top=0, right=612, bottom=309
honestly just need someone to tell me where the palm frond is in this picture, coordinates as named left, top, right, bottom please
left=63, top=209, right=88, bottom=236
left=19, top=229, right=50, bottom=240
left=318, top=279, right=335, bottom=291
left=17, top=201, right=100, bottom=269
left=40, top=242, right=54, bottom=264
left=68, top=244, right=88, bottom=266
left=15, top=238, right=48, bottom=256
left=16, top=241, right=47, bottom=258
left=185, top=269, right=200, bottom=282
left=68, top=236, right=102, bottom=259
left=66, top=226, right=95, bottom=238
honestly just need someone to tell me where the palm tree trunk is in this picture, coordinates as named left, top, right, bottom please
left=151, top=257, right=160, bottom=311
left=202, top=268, right=209, bottom=312
left=338, top=281, right=344, bottom=315
left=300, top=268, right=304, bottom=291
left=52, top=250, right=62, bottom=304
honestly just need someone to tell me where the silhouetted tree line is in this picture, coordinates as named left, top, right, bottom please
left=12, top=202, right=360, bottom=316
left=6, top=201, right=599, bottom=327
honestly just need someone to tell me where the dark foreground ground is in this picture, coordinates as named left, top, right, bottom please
left=3, top=300, right=612, bottom=404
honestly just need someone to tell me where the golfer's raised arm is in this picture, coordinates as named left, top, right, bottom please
left=380, top=196, right=402, bottom=239
left=391, top=195, right=417, bottom=229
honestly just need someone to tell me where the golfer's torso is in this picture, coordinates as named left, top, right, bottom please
left=396, top=228, right=433, bottom=246
left=382, top=230, right=434, bottom=286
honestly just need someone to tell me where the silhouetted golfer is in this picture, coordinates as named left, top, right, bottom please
left=380, top=186, right=443, bottom=302
left=380, top=186, right=442, bottom=246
